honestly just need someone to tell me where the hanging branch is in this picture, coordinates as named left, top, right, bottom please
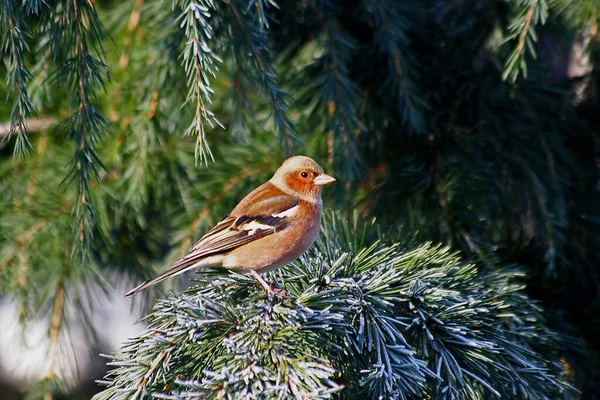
left=503, top=0, right=549, bottom=81
left=109, top=0, right=190, bottom=209
left=1, top=1, right=36, bottom=155
left=361, top=0, right=426, bottom=133
left=46, top=0, right=111, bottom=265
left=304, top=5, right=362, bottom=179
left=227, top=0, right=299, bottom=154
left=433, top=158, right=488, bottom=261
left=174, top=0, right=223, bottom=165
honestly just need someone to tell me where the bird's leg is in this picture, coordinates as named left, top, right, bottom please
left=250, top=270, right=291, bottom=300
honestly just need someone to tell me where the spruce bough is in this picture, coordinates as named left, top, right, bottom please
left=95, top=213, right=570, bottom=399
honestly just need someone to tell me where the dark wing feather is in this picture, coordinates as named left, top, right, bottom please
left=188, top=216, right=289, bottom=256
left=124, top=189, right=298, bottom=297
left=190, top=215, right=237, bottom=252
left=172, top=194, right=299, bottom=269
left=125, top=191, right=298, bottom=296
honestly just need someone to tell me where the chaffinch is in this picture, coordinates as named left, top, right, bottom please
left=125, top=156, right=335, bottom=298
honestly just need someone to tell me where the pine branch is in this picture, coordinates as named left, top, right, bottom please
left=0, top=219, right=47, bottom=277
left=95, top=212, right=572, bottom=399
left=0, top=133, right=50, bottom=281
left=521, top=157, right=557, bottom=273
left=1, top=1, right=36, bottom=155
left=551, top=0, right=600, bottom=35
left=226, top=0, right=299, bottom=153
left=433, top=158, right=488, bottom=261
left=503, top=0, right=550, bottom=81
left=174, top=0, right=223, bottom=165
left=44, top=0, right=111, bottom=267
left=104, top=0, right=193, bottom=211
left=361, top=0, right=426, bottom=133
left=303, top=5, right=363, bottom=179
left=228, top=50, right=253, bottom=141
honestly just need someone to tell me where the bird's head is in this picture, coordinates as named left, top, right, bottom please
left=271, top=156, right=336, bottom=199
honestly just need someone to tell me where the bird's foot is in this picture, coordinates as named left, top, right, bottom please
left=267, top=287, right=292, bottom=300
left=251, top=270, right=292, bottom=300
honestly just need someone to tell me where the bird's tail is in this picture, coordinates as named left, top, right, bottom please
left=124, top=262, right=193, bottom=297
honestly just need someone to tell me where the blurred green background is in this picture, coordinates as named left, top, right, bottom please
left=1, top=0, right=600, bottom=398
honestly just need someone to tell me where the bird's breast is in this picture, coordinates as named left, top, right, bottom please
left=223, top=202, right=322, bottom=273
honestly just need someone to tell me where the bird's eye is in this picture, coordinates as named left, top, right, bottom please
left=301, top=171, right=309, bottom=178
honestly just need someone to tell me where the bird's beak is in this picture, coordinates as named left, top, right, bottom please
left=314, top=173, right=336, bottom=186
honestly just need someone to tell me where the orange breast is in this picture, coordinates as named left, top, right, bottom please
left=223, top=200, right=322, bottom=273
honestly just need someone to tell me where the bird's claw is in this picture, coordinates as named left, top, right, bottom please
left=267, top=287, right=292, bottom=300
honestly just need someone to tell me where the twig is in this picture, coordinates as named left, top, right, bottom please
left=136, top=350, right=169, bottom=396
left=516, top=7, right=535, bottom=58
left=0, top=117, right=58, bottom=138
left=44, top=276, right=66, bottom=400
left=0, top=220, right=47, bottom=276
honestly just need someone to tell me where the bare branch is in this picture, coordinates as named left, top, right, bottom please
left=0, top=117, right=58, bottom=138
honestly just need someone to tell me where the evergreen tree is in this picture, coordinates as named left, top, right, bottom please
left=0, top=0, right=598, bottom=398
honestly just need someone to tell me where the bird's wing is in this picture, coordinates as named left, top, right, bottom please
left=173, top=193, right=299, bottom=268
left=124, top=186, right=301, bottom=297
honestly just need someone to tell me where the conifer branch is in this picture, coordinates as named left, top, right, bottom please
left=108, top=0, right=191, bottom=208
left=362, top=0, right=426, bottom=133
left=175, top=0, right=223, bottom=165
left=228, top=51, right=252, bottom=140
left=503, top=0, right=549, bottom=81
left=45, top=276, right=66, bottom=400
left=94, top=213, right=571, bottom=399
left=117, top=0, right=145, bottom=69
left=522, top=160, right=556, bottom=272
left=1, top=1, right=36, bottom=155
left=307, top=6, right=362, bottom=178
left=47, top=0, right=111, bottom=265
left=433, top=160, right=487, bottom=261
left=227, top=0, right=298, bottom=153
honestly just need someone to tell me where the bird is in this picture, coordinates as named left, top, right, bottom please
left=125, top=155, right=336, bottom=298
